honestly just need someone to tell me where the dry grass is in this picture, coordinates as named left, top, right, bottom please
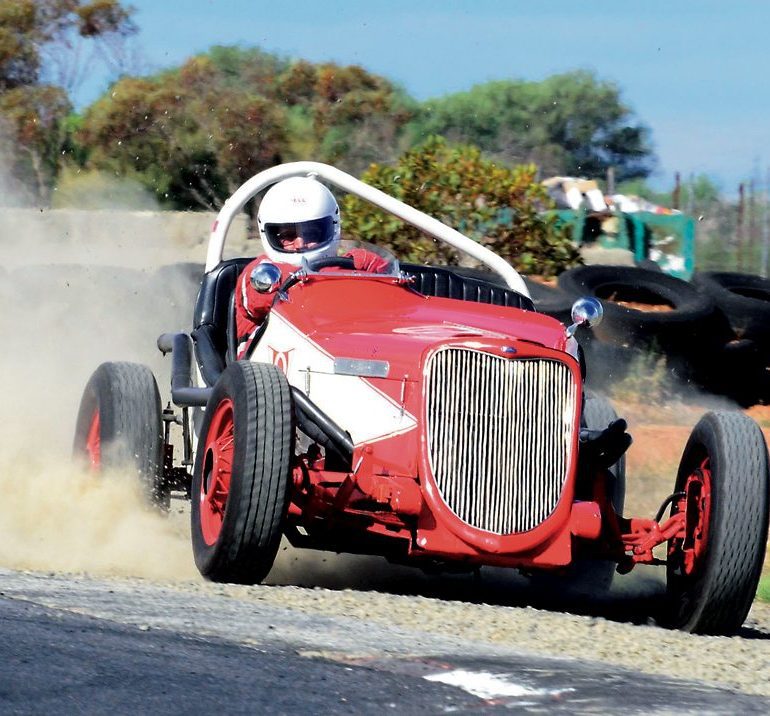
left=621, top=424, right=691, bottom=519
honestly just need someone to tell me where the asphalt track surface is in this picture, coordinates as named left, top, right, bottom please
left=1, top=570, right=768, bottom=715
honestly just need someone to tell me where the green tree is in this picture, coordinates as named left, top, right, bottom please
left=0, top=0, right=135, bottom=204
left=303, top=63, right=415, bottom=173
left=78, top=47, right=415, bottom=208
left=343, top=136, right=581, bottom=277
left=269, top=55, right=416, bottom=172
left=77, top=63, right=287, bottom=210
left=0, top=84, right=70, bottom=201
left=411, top=71, right=653, bottom=182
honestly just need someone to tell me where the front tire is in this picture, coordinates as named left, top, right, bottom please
left=191, top=361, right=294, bottom=584
left=662, top=411, right=770, bottom=634
left=73, top=362, right=167, bottom=508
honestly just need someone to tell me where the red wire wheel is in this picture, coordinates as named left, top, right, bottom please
left=670, top=458, right=712, bottom=578
left=191, top=361, right=293, bottom=584
left=85, top=410, right=101, bottom=470
left=198, top=399, right=234, bottom=546
left=663, top=412, right=769, bottom=634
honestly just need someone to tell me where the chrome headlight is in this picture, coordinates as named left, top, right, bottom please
left=570, top=296, right=604, bottom=328
left=250, top=262, right=282, bottom=293
left=566, top=296, right=603, bottom=337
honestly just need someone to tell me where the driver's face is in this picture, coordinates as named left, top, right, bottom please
left=276, top=228, right=319, bottom=252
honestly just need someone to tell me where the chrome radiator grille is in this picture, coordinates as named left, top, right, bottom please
left=425, top=348, right=577, bottom=534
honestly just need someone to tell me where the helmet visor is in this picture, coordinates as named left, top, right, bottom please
left=264, top=217, right=335, bottom=253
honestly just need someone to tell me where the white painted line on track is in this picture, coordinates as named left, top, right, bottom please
left=424, top=668, right=574, bottom=700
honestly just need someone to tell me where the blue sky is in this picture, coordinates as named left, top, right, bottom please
left=77, top=1, right=770, bottom=194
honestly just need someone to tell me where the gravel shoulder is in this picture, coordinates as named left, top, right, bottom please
left=6, top=567, right=770, bottom=715
left=191, top=571, right=770, bottom=698
left=3, top=557, right=769, bottom=699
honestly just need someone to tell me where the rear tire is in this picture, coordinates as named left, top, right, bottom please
left=662, top=411, right=770, bottom=634
left=73, top=362, right=167, bottom=508
left=191, top=361, right=294, bottom=584
left=583, top=391, right=626, bottom=513
left=574, top=392, right=625, bottom=592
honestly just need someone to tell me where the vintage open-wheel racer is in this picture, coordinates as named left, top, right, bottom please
left=73, top=162, right=770, bottom=635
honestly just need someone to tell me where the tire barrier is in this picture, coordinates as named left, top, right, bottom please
left=522, top=278, right=574, bottom=324
left=691, top=271, right=770, bottom=344
left=557, top=265, right=721, bottom=352
left=689, top=271, right=770, bottom=405
left=550, top=264, right=770, bottom=406
left=702, top=337, right=770, bottom=408
left=557, top=265, right=733, bottom=389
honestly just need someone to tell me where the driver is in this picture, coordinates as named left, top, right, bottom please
left=234, top=176, right=388, bottom=358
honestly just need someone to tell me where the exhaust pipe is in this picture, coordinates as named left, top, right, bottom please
left=157, top=332, right=212, bottom=407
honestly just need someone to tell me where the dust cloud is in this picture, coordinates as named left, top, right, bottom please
left=0, top=461, right=195, bottom=580
left=0, top=197, right=200, bottom=581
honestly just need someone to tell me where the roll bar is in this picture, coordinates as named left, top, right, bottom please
left=205, top=161, right=530, bottom=298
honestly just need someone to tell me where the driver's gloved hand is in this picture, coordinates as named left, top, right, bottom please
left=345, top=248, right=389, bottom=273
left=579, top=418, right=632, bottom=468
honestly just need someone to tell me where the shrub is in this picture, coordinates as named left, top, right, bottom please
left=342, top=136, right=581, bottom=277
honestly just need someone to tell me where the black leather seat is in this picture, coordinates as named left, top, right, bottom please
left=192, top=257, right=251, bottom=386
left=400, top=263, right=535, bottom=311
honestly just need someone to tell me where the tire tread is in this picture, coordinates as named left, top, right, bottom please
left=192, top=361, right=293, bottom=583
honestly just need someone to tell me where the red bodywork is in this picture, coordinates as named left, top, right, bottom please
left=251, top=273, right=684, bottom=572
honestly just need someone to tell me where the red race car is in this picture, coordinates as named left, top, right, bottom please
left=74, top=162, right=769, bottom=635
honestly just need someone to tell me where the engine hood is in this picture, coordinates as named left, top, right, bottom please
left=273, top=277, right=570, bottom=379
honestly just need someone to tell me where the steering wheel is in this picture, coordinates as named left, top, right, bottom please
left=307, top=256, right=356, bottom=271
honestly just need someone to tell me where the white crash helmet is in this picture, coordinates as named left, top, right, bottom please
left=257, top=176, right=341, bottom=265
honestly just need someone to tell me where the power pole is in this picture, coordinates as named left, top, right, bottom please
left=672, top=172, right=681, bottom=210
left=737, top=182, right=745, bottom=271
left=606, top=166, right=615, bottom=196
left=749, top=177, right=757, bottom=273
left=762, top=168, right=770, bottom=278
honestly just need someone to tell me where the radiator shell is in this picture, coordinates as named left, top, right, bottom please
left=425, top=346, right=578, bottom=535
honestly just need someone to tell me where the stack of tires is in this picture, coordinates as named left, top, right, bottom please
left=551, top=265, right=728, bottom=392
left=527, top=264, right=770, bottom=406
left=691, top=272, right=770, bottom=406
